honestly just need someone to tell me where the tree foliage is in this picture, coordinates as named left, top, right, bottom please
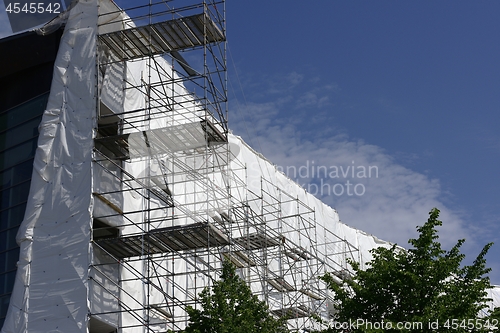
left=320, top=208, right=494, bottom=332
left=489, top=307, right=500, bottom=322
left=181, top=259, right=288, bottom=333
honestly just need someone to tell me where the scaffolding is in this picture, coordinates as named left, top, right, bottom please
left=90, top=1, right=358, bottom=332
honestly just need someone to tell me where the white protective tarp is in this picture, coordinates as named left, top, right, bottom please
left=2, top=0, right=98, bottom=332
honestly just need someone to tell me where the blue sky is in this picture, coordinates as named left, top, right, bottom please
left=226, top=1, right=500, bottom=283
left=1, top=1, right=498, bottom=283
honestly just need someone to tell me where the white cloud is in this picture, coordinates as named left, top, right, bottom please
left=230, top=71, right=473, bottom=251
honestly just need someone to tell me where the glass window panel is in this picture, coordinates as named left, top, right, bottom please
left=0, top=93, right=49, bottom=132
left=9, top=203, right=27, bottom=229
left=5, top=248, right=19, bottom=272
left=0, top=228, right=19, bottom=252
left=0, top=181, right=31, bottom=211
left=0, top=252, right=7, bottom=274
left=6, top=271, right=15, bottom=295
left=0, top=211, right=4, bottom=231
left=0, top=188, right=10, bottom=211
left=0, top=116, right=41, bottom=153
left=0, top=230, right=8, bottom=255
left=0, top=159, right=34, bottom=191
left=0, top=168, right=12, bottom=190
left=6, top=229, right=19, bottom=253
left=0, top=272, right=16, bottom=297
left=0, top=203, right=27, bottom=232
left=0, top=139, right=37, bottom=171
left=0, top=294, right=10, bottom=318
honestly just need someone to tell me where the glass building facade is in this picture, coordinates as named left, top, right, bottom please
left=0, top=29, right=63, bottom=328
left=0, top=93, right=48, bottom=323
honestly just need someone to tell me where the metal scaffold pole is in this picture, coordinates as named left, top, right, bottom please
left=89, top=1, right=358, bottom=331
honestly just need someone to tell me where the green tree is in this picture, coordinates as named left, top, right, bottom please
left=489, top=307, right=500, bottom=328
left=181, top=259, right=288, bottom=333
left=320, top=208, right=494, bottom=333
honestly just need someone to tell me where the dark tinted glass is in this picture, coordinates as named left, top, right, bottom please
left=0, top=139, right=38, bottom=170
left=0, top=92, right=47, bottom=321
left=0, top=247, right=19, bottom=274
left=0, top=94, right=48, bottom=132
left=0, top=228, right=19, bottom=253
left=0, top=203, right=27, bottom=231
left=0, top=116, right=41, bottom=152
left=0, top=181, right=31, bottom=211
left=0, top=271, right=16, bottom=297
left=0, top=159, right=34, bottom=190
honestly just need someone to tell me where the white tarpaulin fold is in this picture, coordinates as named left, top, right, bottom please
left=2, top=0, right=97, bottom=332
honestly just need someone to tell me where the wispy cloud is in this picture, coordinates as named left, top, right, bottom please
left=230, top=71, right=475, bottom=252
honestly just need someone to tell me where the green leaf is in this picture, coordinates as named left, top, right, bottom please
left=182, top=259, right=289, bottom=333
left=317, top=208, right=494, bottom=333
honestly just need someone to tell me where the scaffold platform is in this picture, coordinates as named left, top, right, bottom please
left=96, top=222, right=230, bottom=259
left=99, top=13, right=225, bottom=61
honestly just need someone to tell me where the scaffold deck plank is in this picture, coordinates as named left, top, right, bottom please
left=96, top=222, right=229, bottom=259
left=222, top=251, right=256, bottom=268
left=95, top=120, right=226, bottom=160
left=271, top=305, right=310, bottom=318
left=234, top=233, right=282, bottom=250
left=268, top=278, right=296, bottom=292
left=99, top=13, right=225, bottom=61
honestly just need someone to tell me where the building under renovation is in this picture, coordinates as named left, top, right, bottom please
left=0, top=0, right=499, bottom=332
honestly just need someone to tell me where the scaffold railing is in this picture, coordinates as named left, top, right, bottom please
left=89, top=1, right=358, bottom=332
